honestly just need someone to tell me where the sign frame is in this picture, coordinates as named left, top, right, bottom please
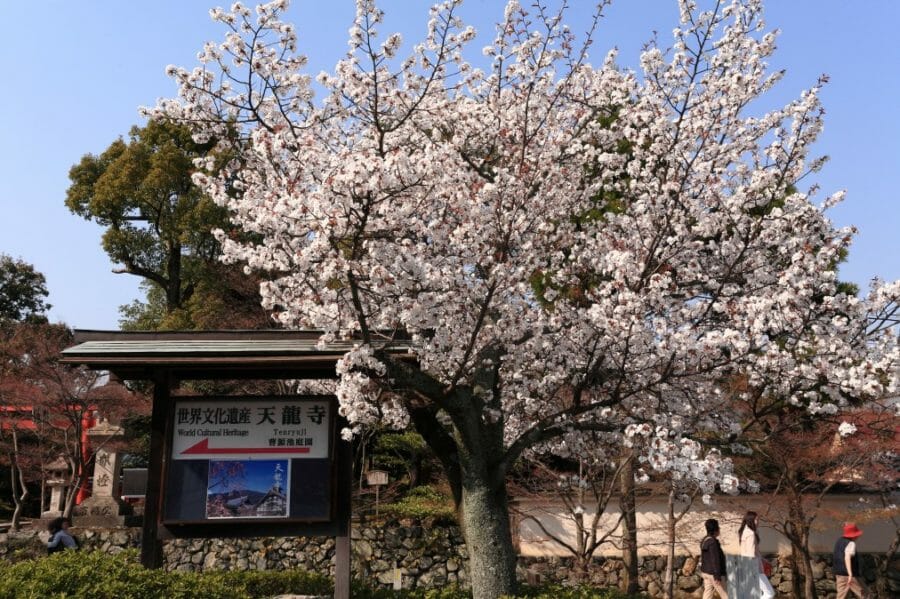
left=59, top=330, right=369, bottom=598
left=157, top=395, right=345, bottom=538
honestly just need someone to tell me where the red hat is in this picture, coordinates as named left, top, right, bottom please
left=842, top=523, right=863, bottom=538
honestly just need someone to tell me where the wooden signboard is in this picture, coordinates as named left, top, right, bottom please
left=159, top=395, right=342, bottom=538
left=58, top=330, right=387, bottom=599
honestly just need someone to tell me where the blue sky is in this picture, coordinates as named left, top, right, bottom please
left=1, top=1, right=897, bottom=330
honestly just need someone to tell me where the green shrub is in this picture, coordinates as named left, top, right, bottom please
left=350, top=583, right=633, bottom=599
left=207, top=568, right=332, bottom=597
left=372, top=431, right=429, bottom=480
left=0, top=550, right=632, bottom=599
left=0, top=550, right=175, bottom=599
left=511, top=584, right=634, bottom=598
left=380, top=485, right=457, bottom=523
left=0, top=550, right=331, bottom=599
left=351, top=583, right=471, bottom=599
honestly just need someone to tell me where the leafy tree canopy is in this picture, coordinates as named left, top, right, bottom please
left=66, top=120, right=229, bottom=314
left=118, top=261, right=270, bottom=331
left=0, top=255, right=50, bottom=323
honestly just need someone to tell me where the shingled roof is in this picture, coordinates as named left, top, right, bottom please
left=61, top=329, right=414, bottom=380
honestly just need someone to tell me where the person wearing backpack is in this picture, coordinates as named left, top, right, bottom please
left=834, top=523, right=870, bottom=599
left=700, top=518, right=728, bottom=599
left=46, top=517, right=78, bottom=554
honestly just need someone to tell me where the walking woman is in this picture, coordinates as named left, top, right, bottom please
left=700, top=518, right=728, bottom=599
left=738, top=511, right=774, bottom=599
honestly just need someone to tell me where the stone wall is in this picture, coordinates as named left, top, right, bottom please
left=160, top=522, right=470, bottom=590
left=0, top=522, right=470, bottom=591
left=2, top=523, right=897, bottom=597
left=520, top=553, right=896, bottom=599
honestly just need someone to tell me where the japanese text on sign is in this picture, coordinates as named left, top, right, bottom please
left=171, top=398, right=331, bottom=460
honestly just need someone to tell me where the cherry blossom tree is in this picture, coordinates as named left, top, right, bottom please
left=627, top=420, right=739, bottom=599
left=735, top=399, right=899, bottom=599
left=511, top=430, right=628, bottom=582
left=154, top=1, right=899, bottom=596
left=721, top=277, right=899, bottom=599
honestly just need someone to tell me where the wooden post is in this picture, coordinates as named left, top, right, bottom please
left=141, top=370, right=171, bottom=569
left=334, top=424, right=353, bottom=599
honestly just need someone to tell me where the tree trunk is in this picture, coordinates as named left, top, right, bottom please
left=63, top=480, right=77, bottom=519
left=787, top=543, right=803, bottom=599
left=63, top=459, right=82, bottom=520
left=619, top=450, right=639, bottom=594
left=8, top=463, right=16, bottom=529
left=388, top=357, right=517, bottom=599
left=873, top=525, right=899, bottom=599
left=800, top=546, right=817, bottom=599
left=573, top=510, right=591, bottom=582
left=165, top=242, right=182, bottom=312
left=784, top=531, right=818, bottom=599
left=459, top=472, right=517, bottom=599
left=573, top=458, right=589, bottom=582
left=38, top=420, right=47, bottom=514
left=40, top=472, right=47, bottom=514
left=664, top=485, right=676, bottom=599
left=8, top=462, right=22, bottom=531
left=9, top=430, right=28, bottom=531
left=787, top=492, right=818, bottom=599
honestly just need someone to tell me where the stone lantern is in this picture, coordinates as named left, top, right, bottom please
left=41, top=456, right=71, bottom=519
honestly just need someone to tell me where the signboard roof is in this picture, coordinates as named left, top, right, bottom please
left=60, top=330, right=414, bottom=380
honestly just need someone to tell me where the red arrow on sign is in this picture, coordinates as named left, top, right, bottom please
left=180, top=438, right=311, bottom=455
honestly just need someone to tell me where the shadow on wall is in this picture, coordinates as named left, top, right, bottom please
left=516, top=494, right=897, bottom=557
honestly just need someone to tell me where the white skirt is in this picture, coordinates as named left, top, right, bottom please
left=726, top=554, right=774, bottom=598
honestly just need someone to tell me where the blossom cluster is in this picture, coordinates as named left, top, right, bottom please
left=152, top=0, right=900, bottom=491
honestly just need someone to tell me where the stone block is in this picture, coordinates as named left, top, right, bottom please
left=354, top=539, right=373, bottom=559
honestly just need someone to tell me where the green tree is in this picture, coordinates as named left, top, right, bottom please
left=117, top=260, right=270, bottom=331
left=0, top=255, right=50, bottom=323
left=66, top=120, right=228, bottom=316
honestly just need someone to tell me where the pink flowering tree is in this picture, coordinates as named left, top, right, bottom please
left=153, top=1, right=899, bottom=596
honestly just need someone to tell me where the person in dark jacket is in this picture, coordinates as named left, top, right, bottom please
left=834, top=523, right=869, bottom=599
left=46, top=517, right=78, bottom=554
left=700, top=518, right=728, bottom=599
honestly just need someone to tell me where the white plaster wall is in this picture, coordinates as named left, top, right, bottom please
left=516, top=494, right=898, bottom=557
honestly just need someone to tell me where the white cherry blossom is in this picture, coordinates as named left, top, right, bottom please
left=151, top=2, right=899, bottom=596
